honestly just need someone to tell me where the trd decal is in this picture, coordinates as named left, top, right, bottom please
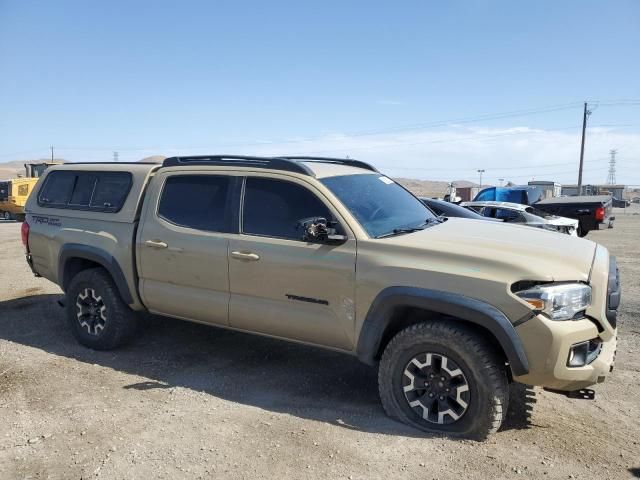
left=285, top=294, right=329, bottom=306
left=31, top=215, right=61, bottom=227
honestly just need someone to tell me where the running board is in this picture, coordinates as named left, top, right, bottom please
left=544, top=388, right=595, bottom=400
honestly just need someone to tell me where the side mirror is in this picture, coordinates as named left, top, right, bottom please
left=298, top=217, right=347, bottom=245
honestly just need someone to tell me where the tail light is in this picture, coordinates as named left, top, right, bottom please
left=595, top=207, right=605, bottom=221
left=21, top=221, right=30, bottom=252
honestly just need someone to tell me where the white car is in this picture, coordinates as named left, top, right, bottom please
left=461, top=201, right=579, bottom=236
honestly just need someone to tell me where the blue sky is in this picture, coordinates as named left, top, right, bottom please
left=1, top=0, right=639, bottom=184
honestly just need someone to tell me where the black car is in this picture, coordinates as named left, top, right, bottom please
left=419, top=198, right=497, bottom=220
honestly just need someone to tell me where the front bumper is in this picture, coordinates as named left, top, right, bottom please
left=513, top=314, right=617, bottom=391
left=512, top=254, right=620, bottom=391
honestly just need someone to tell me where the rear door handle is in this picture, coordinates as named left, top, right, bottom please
left=231, top=251, right=260, bottom=261
left=145, top=239, right=168, bottom=249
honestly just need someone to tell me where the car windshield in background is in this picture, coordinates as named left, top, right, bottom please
left=321, top=174, right=437, bottom=238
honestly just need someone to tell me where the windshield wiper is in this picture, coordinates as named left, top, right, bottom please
left=375, top=218, right=441, bottom=239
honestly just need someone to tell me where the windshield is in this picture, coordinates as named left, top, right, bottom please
left=321, top=174, right=437, bottom=238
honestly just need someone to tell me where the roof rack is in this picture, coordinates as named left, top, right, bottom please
left=279, top=156, right=379, bottom=173
left=65, top=162, right=160, bottom=165
left=162, top=155, right=314, bottom=176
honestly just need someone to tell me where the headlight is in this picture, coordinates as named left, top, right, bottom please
left=515, top=283, right=591, bottom=321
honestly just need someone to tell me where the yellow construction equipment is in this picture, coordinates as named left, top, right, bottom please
left=0, top=162, right=63, bottom=221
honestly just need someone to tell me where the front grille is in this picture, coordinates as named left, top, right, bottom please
left=606, top=256, right=621, bottom=328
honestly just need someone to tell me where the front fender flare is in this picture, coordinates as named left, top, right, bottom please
left=356, top=286, right=529, bottom=376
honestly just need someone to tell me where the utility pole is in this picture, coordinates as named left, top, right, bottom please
left=113, top=151, right=119, bottom=163
left=498, top=178, right=504, bottom=186
left=606, top=149, right=617, bottom=184
left=50, top=146, right=54, bottom=162
left=577, top=102, right=592, bottom=194
left=477, top=169, right=485, bottom=188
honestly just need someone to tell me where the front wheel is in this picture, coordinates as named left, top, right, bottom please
left=378, top=321, right=509, bottom=439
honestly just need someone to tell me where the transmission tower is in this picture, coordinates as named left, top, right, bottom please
left=113, top=151, right=119, bottom=163
left=606, top=149, right=617, bottom=184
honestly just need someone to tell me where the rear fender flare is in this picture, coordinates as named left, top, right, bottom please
left=58, top=243, right=134, bottom=305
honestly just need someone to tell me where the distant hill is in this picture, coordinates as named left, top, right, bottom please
left=395, top=178, right=479, bottom=198
left=139, top=155, right=166, bottom=163
left=0, top=159, right=66, bottom=180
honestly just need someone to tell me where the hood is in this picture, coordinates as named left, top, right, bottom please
left=375, top=217, right=596, bottom=284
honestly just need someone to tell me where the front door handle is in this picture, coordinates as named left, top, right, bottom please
left=145, top=239, right=168, bottom=249
left=231, top=251, right=260, bottom=261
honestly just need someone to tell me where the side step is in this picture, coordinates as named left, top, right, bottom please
left=544, top=388, right=595, bottom=400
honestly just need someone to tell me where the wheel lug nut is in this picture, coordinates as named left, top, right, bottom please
left=429, top=393, right=434, bottom=398
left=446, top=388, right=450, bottom=392
left=440, top=376, right=445, bottom=381
left=429, top=374, right=435, bottom=378
left=439, top=396, right=444, bottom=401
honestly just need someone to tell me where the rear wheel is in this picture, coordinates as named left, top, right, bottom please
left=65, top=268, right=138, bottom=350
left=577, top=224, right=587, bottom=237
left=378, top=321, right=509, bottom=439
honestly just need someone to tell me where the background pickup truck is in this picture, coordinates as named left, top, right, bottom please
left=473, top=186, right=614, bottom=237
left=534, top=195, right=614, bottom=237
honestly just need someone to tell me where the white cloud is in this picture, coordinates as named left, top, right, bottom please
left=51, top=125, right=640, bottom=186
left=227, top=125, right=639, bottom=185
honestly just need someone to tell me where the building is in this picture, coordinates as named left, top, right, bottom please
left=527, top=181, right=562, bottom=199
left=453, top=186, right=481, bottom=202
left=561, top=184, right=626, bottom=199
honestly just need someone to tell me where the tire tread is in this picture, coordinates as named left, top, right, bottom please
left=378, top=321, right=509, bottom=439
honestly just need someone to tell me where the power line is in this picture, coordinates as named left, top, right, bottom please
left=376, top=156, right=617, bottom=173
left=3, top=99, right=639, bottom=157
left=3, top=102, right=590, bottom=155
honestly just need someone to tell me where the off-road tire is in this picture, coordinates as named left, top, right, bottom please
left=378, top=321, right=509, bottom=439
left=577, top=224, right=587, bottom=237
left=65, top=268, right=138, bottom=350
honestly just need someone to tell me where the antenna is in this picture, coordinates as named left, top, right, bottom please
left=606, top=149, right=617, bottom=184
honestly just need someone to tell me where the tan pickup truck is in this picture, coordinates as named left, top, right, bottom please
left=22, top=155, right=620, bottom=438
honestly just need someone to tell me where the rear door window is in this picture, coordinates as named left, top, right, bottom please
left=158, top=175, right=232, bottom=232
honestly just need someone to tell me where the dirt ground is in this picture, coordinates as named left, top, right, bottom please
left=1, top=208, right=639, bottom=480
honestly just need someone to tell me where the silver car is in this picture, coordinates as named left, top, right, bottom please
left=462, top=201, right=579, bottom=235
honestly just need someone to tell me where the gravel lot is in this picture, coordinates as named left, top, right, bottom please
left=1, top=208, right=639, bottom=479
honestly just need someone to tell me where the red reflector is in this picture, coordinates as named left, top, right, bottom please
left=21, top=221, right=30, bottom=251
left=595, top=207, right=605, bottom=221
